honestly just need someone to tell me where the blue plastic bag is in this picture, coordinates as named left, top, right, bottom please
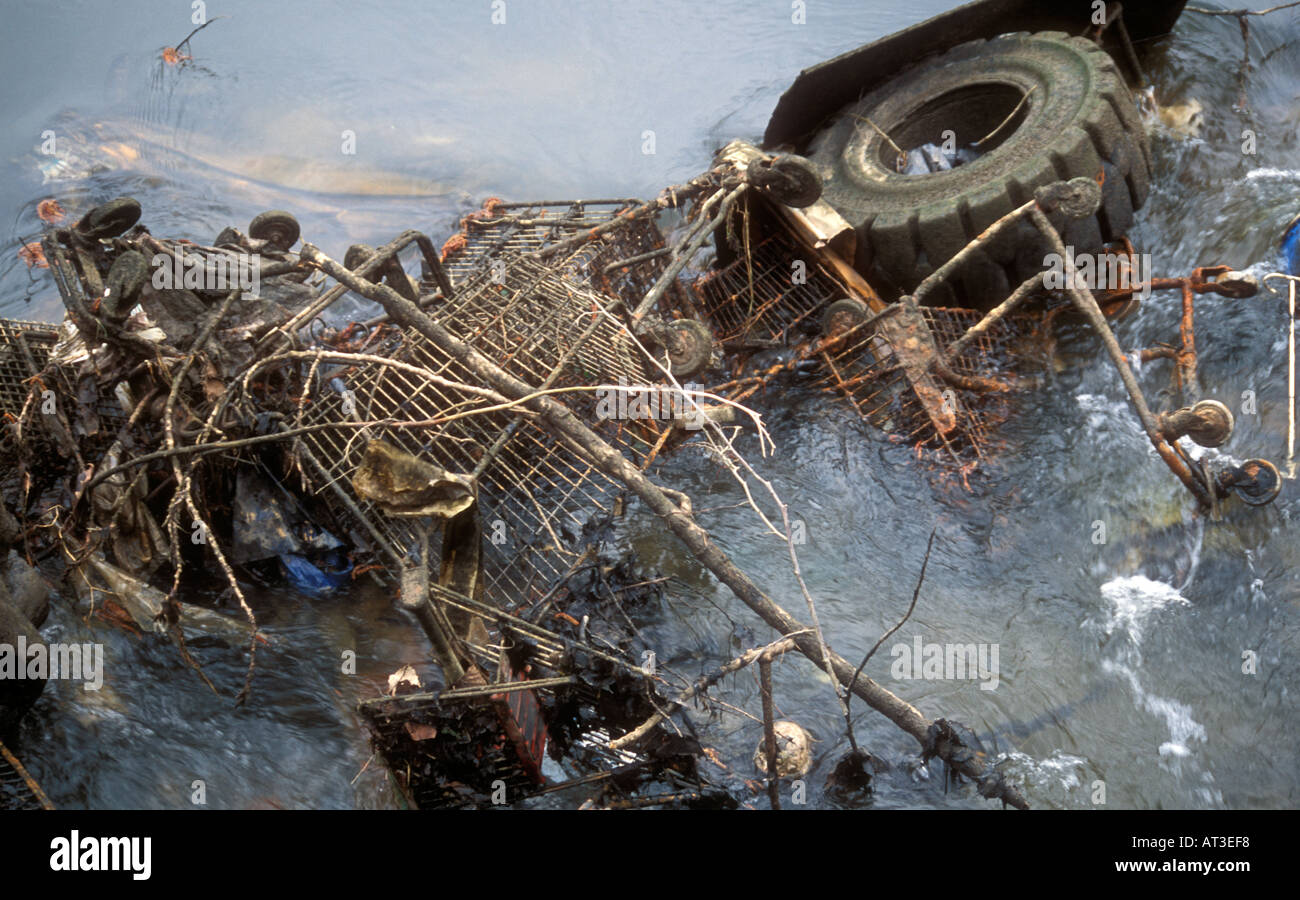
left=1283, top=212, right=1300, bottom=275
left=280, top=550, right=353, bottom=595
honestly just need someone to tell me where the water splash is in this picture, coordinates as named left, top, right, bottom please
left=1099, top=574, right=1189, bottom=646
left=1095, top=575, right=1207, bottom=764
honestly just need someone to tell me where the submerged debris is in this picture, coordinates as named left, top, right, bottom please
left=753, top=720, right=814, bottom=778
left=5, top=105, right=1282, bottom=809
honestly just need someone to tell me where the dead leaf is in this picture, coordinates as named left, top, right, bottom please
left=37, top=198, right=65, bottom=224
left=403, top=721, right=438, bottom=741
left=387, top=664, right=421, bottom=695
left=18, top=243, right=47, bottom=269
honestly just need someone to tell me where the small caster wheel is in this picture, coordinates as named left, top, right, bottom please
left=1219, top=458, right=1282, bottom=507
left=1101, top=292, right=1141, bottom=320
left=821, top=297, right=870, bottom=337
left=664, top=318, right=713, bottom=379
left=100, top=250, right=148, bottom=319
left=1214, top=270, right=1258, bottom=299
left=750, top=155, right=822, bottom=208
left=1187, top=400, right=1234, bottom=449
left=248, top=210, right=300, bottom=252
left=75, top=197, right=142, bottom=240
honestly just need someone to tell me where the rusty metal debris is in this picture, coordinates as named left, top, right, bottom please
left=678, top=143, right=1282, bottom=506
left=0, top=737, right=53, bottom=810
left=2, top=115, right=1283, bottom=809
left=0, top=195, right=737, bottom=808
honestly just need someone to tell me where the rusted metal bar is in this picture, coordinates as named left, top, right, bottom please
left=1178, top=278, right=1198, bottom=393
left=912, top=200, right=1037, bottom=304
left=1264, top=272, right=1299, bottom=477
left=1097, top=266, right=1259, bottom=399
left=1027, top=206, right=1212, bottom=505
left=945, top=272, right=1044, bottom=360
left=0, top=738, right=54, bottom=810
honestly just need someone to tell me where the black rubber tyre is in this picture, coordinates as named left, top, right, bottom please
left=76, top=197, right=142, bottom=240
left=806, top=32, right=1151, bottom=308
left=663, top=319, right=713, bottom=379
left=248, top=210, right=301, bottom=251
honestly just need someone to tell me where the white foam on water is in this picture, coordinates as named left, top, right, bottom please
left=1099, top=575, right=1189, bottom=646
left=1103, top=660, right=1207, bottom=760
left=1074, top=393, right=1143, bottom=447
left=995, top=749, right=1092, bottom=806
left=1244, top=166, right=1300, bottom=183
left=1096, top=576, right=1207, bottom=764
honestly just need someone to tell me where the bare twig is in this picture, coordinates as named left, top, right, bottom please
left=759, top=654, right=780, bottom=810
left=609, top=632, right=805, bottom=750
left=845, top=528, right=937, bottom=736
left=1186, top=2, right=1300, bottom=15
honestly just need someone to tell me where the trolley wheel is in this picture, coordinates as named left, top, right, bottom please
left=821, top=297, right=870, bottom=337
left=1223, top=459, right=1282, bottom=507
left=344, top=243, right=375, bottom=270
left=664, top=318, right=713, bottom=379
left=75, top=197, right=142, bottom=240
left=248, top=210, right=301, bottom=252
left=214, top=226, right=244, bottom=249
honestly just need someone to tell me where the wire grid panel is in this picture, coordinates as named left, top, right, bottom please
left=297, top=255, right=662, bottom=603
left=438, top=200, right=670, bottom=310
left=0, top=318, right=134, bottom=524
left=690, top=232, right=839, bottom=344
left=0, top=320, right=59, bottom=488
left=0, top=320, right=58, bottom=419
left=357, top=690, right=539, bottom=809
left=815, top=305, right=1032, bottom=467
left=922, top=305, right=1032, bottom=457
left=685, top=228, right=1030, bottom=468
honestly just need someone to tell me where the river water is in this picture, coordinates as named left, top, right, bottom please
left=2, top=1, right=1298, bottom=809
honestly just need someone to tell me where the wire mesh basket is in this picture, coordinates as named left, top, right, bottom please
left=438, top=199, right=672, bottom=312
left=689, top=224, right=1041, bottom=470
left=295, top=252, right=664, bottom=607
left=691, top=232, right=833, bottom=345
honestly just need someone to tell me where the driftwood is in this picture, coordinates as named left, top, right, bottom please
left=300, top=243, right=1030, bottom=809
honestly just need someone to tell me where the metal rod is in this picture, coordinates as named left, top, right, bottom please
left=945, top=272, right=1043, bottom=360
left=1029, top=207, right=1211, bottom=505
left=1291, top=278, right=1296, bottom=479
left=1265, top=273, right=1300, bottom=478
left=912, top=200, right=1036, bottom=303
